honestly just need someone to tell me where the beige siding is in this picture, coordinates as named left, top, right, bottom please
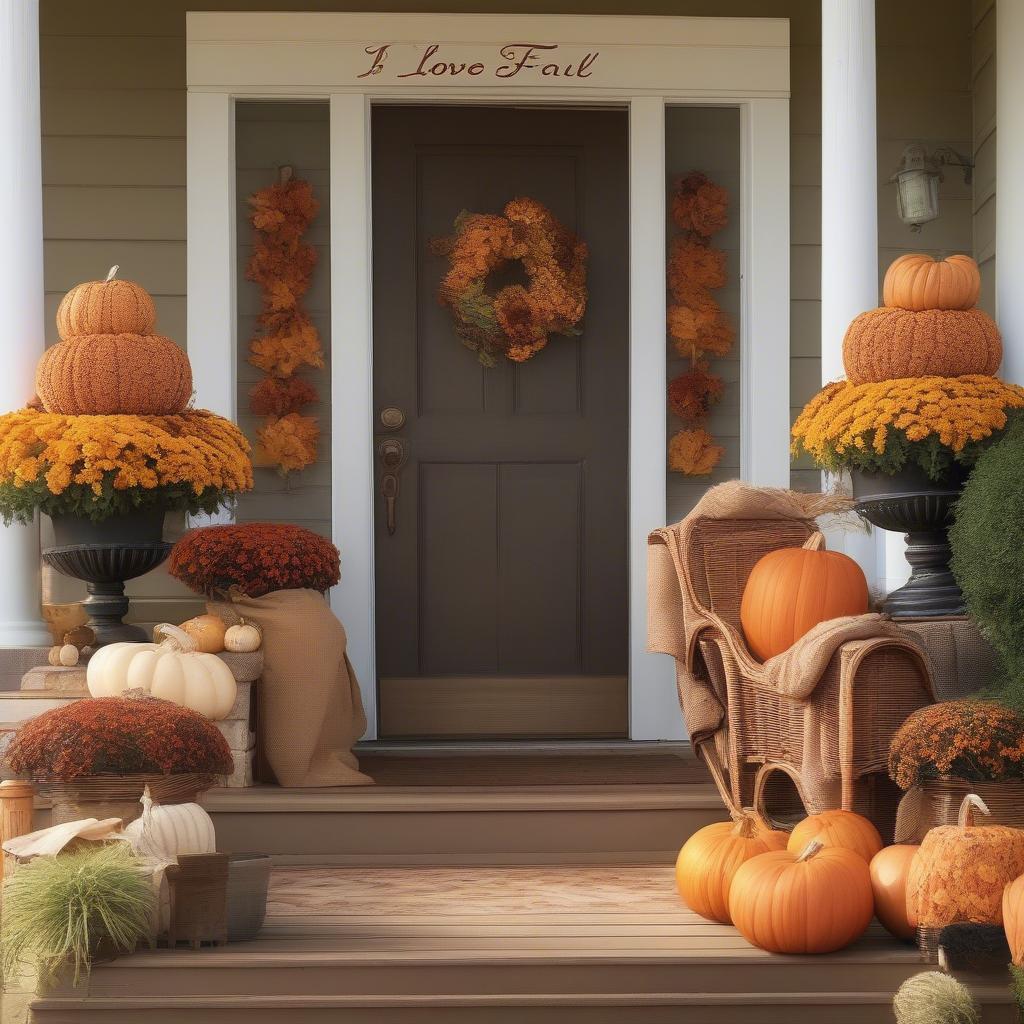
left=38, top=0, right=976, bottom=610
left=973, top=0, right=997, bottom=314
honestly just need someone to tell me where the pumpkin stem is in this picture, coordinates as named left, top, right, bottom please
left=802, top=532, right=826, bottom=552
left=958, top=793, right=990, bottom=828
left=730, top=814, right=759, bottom=839
left=152, top=622, right=198, bottom=654
left=105, top=265, right=119, bottom=282
left=795, top=839, right=825, bottom=863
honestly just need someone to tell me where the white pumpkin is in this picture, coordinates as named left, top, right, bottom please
left=123, top=787, right=216, bottom=862
left=224, top=621, right=262, bottom=654
left=86, top=623, right=236, bottom=720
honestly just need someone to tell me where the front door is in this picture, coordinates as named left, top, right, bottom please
left=372, top=105, right=628, bottom=739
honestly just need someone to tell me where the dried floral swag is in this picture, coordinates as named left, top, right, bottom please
left=666, top=172, right=734, bottom=476
left=246, top=172, right=323, bottom=475
left=432, top=197, right=588, bottom=367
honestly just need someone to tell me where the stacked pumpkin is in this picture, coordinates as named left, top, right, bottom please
left=842, top=253, right=1000, bottom=385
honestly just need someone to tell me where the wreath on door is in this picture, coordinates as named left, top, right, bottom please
left=431, top=197, right=588, bottom=367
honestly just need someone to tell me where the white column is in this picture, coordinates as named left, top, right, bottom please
left=0, top=0, right=50, bottom=647
left=997, top=0, right=1024, bottom=384
left=821, top=0, right=881, bottom=589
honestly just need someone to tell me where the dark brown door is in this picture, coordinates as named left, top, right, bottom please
left=372, top=106, right=628, bottom=739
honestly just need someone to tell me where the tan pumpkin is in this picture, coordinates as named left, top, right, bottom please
left=882, top=253, right=981, bottom=311
left=728, top=840, right=874, bottom=954
left=869, top=844, right=917, bottom=940
left=56, top=266, right=157, bottom=339
left=788, top=808, right=883, bottom=863
left=675, top=814, right=788, bottom=924
left=842, top=306, right=1002, bottom=383
left=179, top=614, right=227, bottom=654
left=907, top=794, right=1024, bottom=929
left=1003, top=872, right=1024, bottom=965
left=36, top=332, right=193, bottom=416
left=739, top=533, right=869, bottom=662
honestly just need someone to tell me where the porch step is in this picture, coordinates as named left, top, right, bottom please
left=202, top=782, right=724, bottom=865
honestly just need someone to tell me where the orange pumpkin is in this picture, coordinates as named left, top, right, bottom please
left=1003, top=873, right=1024, bottom=965
left=869, top=844, right=917, bottom=940
left=842, top=306, right=1002, bottom=383
left=728, top=840, right=874, bottom=953
left=882, top=253, right=980, bottom=311
left=739, top=533, right=869, bottom=661
left=55, top=266, right=157, bottom=339
left=36, top=332, right=193, bottom=416
left=675, top=814, right=788, bottom=924
left=788, top=809, right=883, bottom=863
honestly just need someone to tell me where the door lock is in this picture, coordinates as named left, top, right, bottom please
left=377, top=437, right=407, bottom=535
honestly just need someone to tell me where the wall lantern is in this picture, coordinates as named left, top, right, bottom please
left=890, top=143, right=974, bottom=231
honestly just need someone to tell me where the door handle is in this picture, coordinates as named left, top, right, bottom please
left=377, top=437, right=407, bottom=536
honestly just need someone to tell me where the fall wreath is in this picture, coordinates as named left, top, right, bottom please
left=432, top=197, right=588, bottom=366
left=666, top=172, right=733, bottom=476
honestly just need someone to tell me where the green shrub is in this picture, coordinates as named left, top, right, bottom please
left=1, top=844, right=153, bottom=986
left=950, top=414, right=1024, bottom=707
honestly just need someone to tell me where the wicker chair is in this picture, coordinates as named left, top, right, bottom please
left=649, top=499, right=936, bottom=839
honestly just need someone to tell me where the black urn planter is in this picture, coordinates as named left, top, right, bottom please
left=851, top=465, right=968, bottom=618
left=42, top=508, right=171, bottom=646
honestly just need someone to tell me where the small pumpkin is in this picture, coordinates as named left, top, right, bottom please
left=882, top=253, right=981, bottom=312
left=1003, top=873, right=1024, bottom=966
left=55, top=266, right=157, bottom=339
left=58, top=644, right=79, bottom=667
left=907, top=793, right=1024, bottom=930
left=675, top=814, right=788, bottom=924
left=739, top=533, right=869, bottom=661
left=223, top=621, right=262, bottom=654
left=86, top=623, right=236, bottom=720
left=728, top=839, right=874, bottom=953
left=35, top=331, right=193, bottom=416
left=788, top=808, right=883, bottom=863
left=179, top=614, right=227, bottom=654
left=842, top=306, right=1002, bottom=383
left=122, top=787, right=216, bottom=862
left=869, top=844, right=917, bottom=940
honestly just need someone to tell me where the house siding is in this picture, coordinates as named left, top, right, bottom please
left=973, top=0, right=996, bottom=314
left=38, top=0, right=975, bottom=617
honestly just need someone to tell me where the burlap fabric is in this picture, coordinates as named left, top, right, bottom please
left=648, top=481, right=935, bottom=825
left=210, top=590, right=372, bottom=788
left=898, top=617, right=997, bottom=702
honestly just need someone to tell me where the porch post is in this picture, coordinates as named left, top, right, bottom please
left=997, top=0, right=1024, bottom=384
left=820, top=0, right=881, bottom=588
left=0, top=0, right=50, bottom=647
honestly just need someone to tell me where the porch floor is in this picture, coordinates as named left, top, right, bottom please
left=31, top=864, right=1018, bottom=1023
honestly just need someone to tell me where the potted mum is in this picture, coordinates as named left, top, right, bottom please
left=791, top=253, right=1024, bottom=617
left=0, top=269, right=253, bottom=643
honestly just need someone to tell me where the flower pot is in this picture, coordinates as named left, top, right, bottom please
left=226, top=853, right=272, bottom=941
left=897, top=777, right=1024, bottom=844
left=851, top=465, right=968, bottom=617
left=42, top=508, right=171, bottom=645
left=38, top=773, right=217, bottom=826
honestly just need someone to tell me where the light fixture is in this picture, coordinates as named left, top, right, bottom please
left=890, top=143, right=974, bottom=232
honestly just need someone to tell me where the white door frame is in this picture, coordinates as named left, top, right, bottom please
left=186, top=13, right=791, bottom=741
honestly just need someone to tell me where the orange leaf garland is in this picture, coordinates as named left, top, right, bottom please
left=245, top=175, right=322, bottom=475
left=668, top=428, right=725, bottom=476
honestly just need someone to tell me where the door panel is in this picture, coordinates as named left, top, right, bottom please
left=372, top=106, right=628, bottom=738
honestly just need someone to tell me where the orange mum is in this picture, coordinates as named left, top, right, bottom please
left=668, top=428, right=724, bottom=476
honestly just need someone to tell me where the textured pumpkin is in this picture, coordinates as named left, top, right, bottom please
left=86, top=623, right=236, bottom=720
left=869, top=844, right=917, bottom=940
left=907, top=794, right=1024, bottom=929
left=882, top=253, right=981, bottom=312
left=739, top=533, right=869, bottom=661
left=36, top=331, right=192, bottom=415
left=842, top=306, right=1002, bottom=384
left=675, top=814, right=788, bottom=924
left=788, top=809, right=883, bottom=863
left=728, top=840, right=874, bottom=953
left=179, top=614, right=227, bottom=654
left=56, top=266, right=157, bottom=339
left=1003, top=873, right=1024, bottom=966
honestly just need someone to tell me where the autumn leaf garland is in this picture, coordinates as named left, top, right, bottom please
left=666, top=172, right=734, bottom=476
left=246, top=176, right=323, bottom=475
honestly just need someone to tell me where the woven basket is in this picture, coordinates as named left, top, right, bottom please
left=39, top=773, right=217, bottom=826
left=897, top=777, right=1024, bottom=843
left=226, top=853, right=272, bottom=941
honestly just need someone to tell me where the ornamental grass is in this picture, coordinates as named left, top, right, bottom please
left=5, top=697, right=233, bottom=781
left=169, top=522, right=341, bottom=598
left=888, top=700, right=1024, bottom=791
left=0, top=408, right=253, bottom=524
left=791, top=375, right=1024, bottom=480
left=1, top=844, right=154, bottom=986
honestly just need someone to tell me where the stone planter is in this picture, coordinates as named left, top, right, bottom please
left=42, top=508, right=171, bottom=645
left=851, top=465, right=968, bottom=617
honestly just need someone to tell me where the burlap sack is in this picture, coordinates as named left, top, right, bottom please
left=210, top=590, right=373, bottom=787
